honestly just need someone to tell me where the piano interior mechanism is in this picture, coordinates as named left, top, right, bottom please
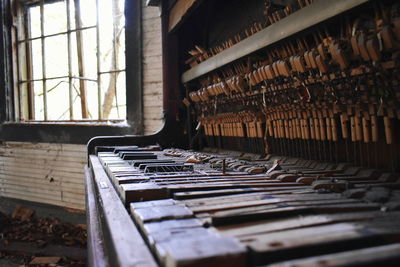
left=86, top=0, right=400, bottom=266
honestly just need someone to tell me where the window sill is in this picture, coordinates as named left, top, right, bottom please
left=4, top=120, right=129, bottom=127
left=0, top=120, right=139, bottom=144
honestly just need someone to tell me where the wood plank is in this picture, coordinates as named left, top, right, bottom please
left=0, top=146, right=86, bottom=159
left=157, top=231, right=246, bottom=267
left=0, top=155, right=85, bottom=166
left=0, top=183, right=84, bottom=205
left=246, top=219, right=400, bottom=265
left=157, top=179, right=297, bottom=186
left=0, top=172, right=83, bottom=187
left=1, top=163, right=84, bottom=176
left=0, top=191, right=83, bottom=210
left=120, top=179, right=305, bottom=204
left=120, top=183, right=168, bottom=203
left=189, top=196, right=360, bottom=214
left=174, top=187, right=312, bottom=200
left=0, top=175, right=84, bottom=194
left=168, top=0, right=201, bottom=32
left=167, top=182, right=304, bottom=191
left=0, top=188, right=62, bottom=203
left=0, top=183, right=62, bottom=198
left=143, top=218, right=204, bottom=237
left=0, top=168, right=84, bottom=182
left=131, top=203, right=194, bottom=226
left=3, top=141, right=86, bottom=152
left=268, top=243, right=400, bottom=267
left=182, top=192, right=317, bottom=207
left=217, top=211, right=381, bottom=238
left=131, top=198, right=178, bottom=209
left=211, top=203, right=381, bottom=226
left=0, top=156, right=85, bottom=169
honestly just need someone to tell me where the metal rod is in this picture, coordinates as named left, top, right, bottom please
left=17, top=25, right=97, bottom=43
left=72, top=76, right=98, bottom=82
left=20, top=75, right=99, bottom=83
left=98, top=69, right=125, bottom=75
left=96, top=0, right=102, bottom=119
left=20, top=75, right=70, bottom=83
left=67, top=0, right=73, bottom=120
left=40, top=0, right=47, bottom=120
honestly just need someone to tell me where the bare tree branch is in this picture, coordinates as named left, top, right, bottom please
left=102, top=0, right=123, bottom=119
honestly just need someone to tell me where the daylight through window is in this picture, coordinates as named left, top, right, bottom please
left=13, top=0, right=126, bottom=121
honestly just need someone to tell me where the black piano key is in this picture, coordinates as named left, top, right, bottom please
left=119, top=152, right=158, bottom=160
left=131, top=159, right=176, bottom=167
left=113, top=146, right=140, bottom=153
left=143, top=163, right=194, bottom=173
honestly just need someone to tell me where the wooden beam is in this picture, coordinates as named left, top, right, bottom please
left=84, top=166, right=107, bottom=267
left=168, top=0, right=200, bottom=32
left=182, top=0, right=370, bottom=83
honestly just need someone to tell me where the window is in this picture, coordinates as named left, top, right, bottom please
left=13, top=0, right=126, bottom=122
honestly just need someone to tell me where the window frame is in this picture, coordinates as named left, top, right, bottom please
left=0, top=0, right=144, bottom=144
left=15, top=0, right=126, bottom=121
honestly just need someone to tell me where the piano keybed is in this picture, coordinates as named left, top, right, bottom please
left=88, top=145, right=400, bottom=266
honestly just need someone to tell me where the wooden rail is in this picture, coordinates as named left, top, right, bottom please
left=87, top=155, right=158, bottom=267
left=181, top=0, right=369, bottom=83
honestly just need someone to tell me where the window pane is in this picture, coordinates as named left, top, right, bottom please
left=29, top=6, right=41, bottom=39
left=81, top=28, right=98, bottom=79
left=31, top=40, right=43, bottom=80
left=113, top=71, right=126, bottom=120
left=33, top=81, right=44, bottom=120
left=117, top=27, right=125, bottom=70
left=19, top=82, right=30, bottom=120
left=46, top=79, right=70, bottom=120
left=72, top=79, right=98, bottom=120
left=79, top=0, right=97, bottom=27
left=45, top=35, right=68, bottom=78
left=69, top=32, right=79, bottom=77
left=44, top=1, right=67, bottom=36
left=17, top=42, right=29, bottom=81
left=85, top=79, right=99, bottom=120
left=99, top=0, right=125, bottom=72
left=100, top=72, right=125, bottom=120
left=71, top=78, right=82, bottom=120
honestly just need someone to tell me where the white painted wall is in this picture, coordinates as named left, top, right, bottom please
left=142, top=1, right=164, bottom=134
left=0, top=142, right=86, bottom=210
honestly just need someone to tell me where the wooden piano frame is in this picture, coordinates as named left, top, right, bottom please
left=85, top=0, right=400, bottom=266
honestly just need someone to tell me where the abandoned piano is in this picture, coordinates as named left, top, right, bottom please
left=85, top=0, right=400, bottom=266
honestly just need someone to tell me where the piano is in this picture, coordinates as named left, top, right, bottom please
left=85, top=0, right=400, bottom=266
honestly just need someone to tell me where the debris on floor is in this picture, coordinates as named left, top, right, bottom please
left=11, top=205, right=34, bottom=221
left=0, top=206, right=86, bottom=267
